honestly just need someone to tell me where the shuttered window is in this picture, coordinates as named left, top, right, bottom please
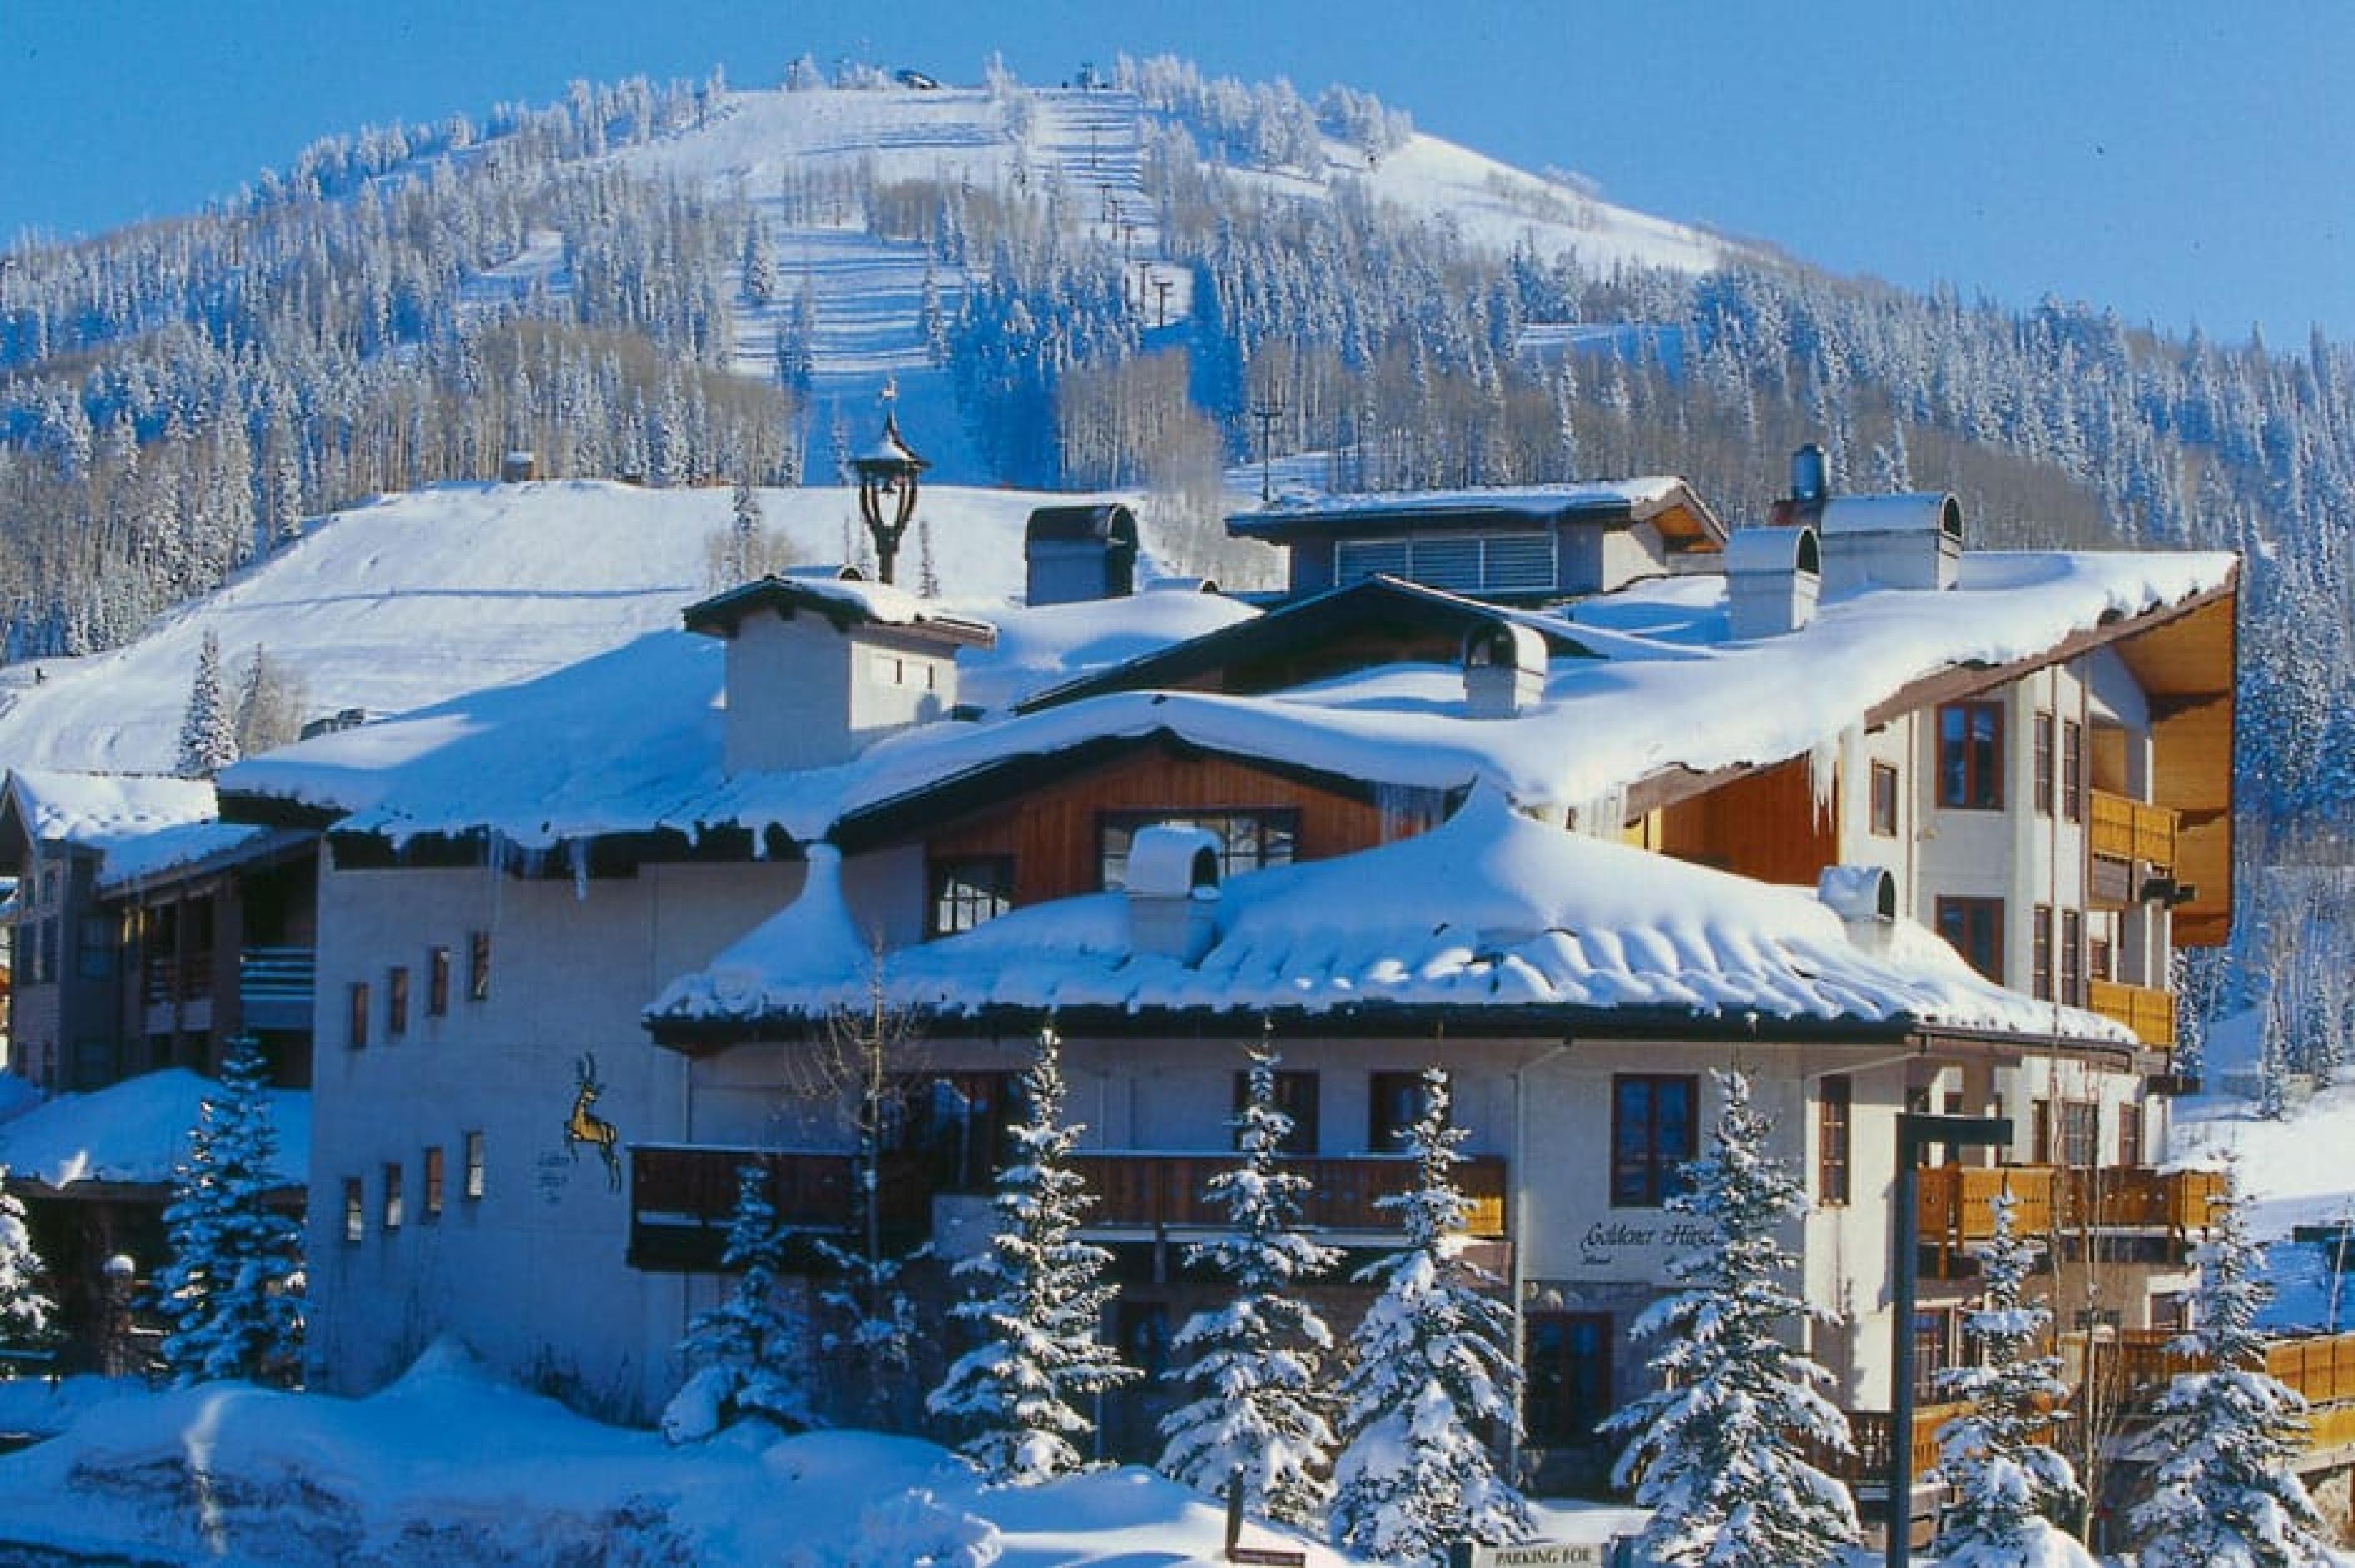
left=1335, top=533, right=1557, bottom=595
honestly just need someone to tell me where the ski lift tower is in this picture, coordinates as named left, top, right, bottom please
left=851, top=383, right=929, bottom=586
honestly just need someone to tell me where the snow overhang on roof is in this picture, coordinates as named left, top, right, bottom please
left=1, top=769, right=220, bottom=862
left=1225, top=478, right=1726, bottom=553
left=681, top=575, right=995, bottom=650
left=648, top=789, right=2132, bottom=1049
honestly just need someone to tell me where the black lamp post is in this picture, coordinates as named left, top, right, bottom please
left=851, top=396, right=927, bottom=586
left=1888, top=1111, right=2012, bottom=1568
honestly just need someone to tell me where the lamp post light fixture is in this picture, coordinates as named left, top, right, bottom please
left=851, top=388, right=928, bottom=586
left=1887, top=1111, right=2012, bottom=1568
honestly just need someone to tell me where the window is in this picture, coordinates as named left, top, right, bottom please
left=1937, top=701, right=2005, bottom=809
left=887, top=1073, right=1019, bottom=1192
left=2059, top=1101, right=2099, bottom=1168
left=343, top=1177, right=365, bottom=1243
left=2090, top=933, right=2113, bottom=983
left=1525, top=1312, right=1614, bottom=1445
left=1233, top=1069, right=1320, bottom=1156
left=1912, top=1308, right=1956, bottom=1401
left=428, top=947, right=451, bottom=1016
left=2034, top=711, right=2055, bottom=816
left=1869, top=761, right=1900, bottom=838
left=387, top=966, right=409, bottom=1038
left=2061, top=909, right=2084, bottom=1006
left=2118, top=1101, right=2143, bottom=1169
left=2062, top=720, right=2086, bottom=822
left=463, top=1130, right=486, bottom=1200
left=1336, top=532, right=1557, bottom=595
left=1612, top=1074, right=1698, bottom=1207
left=929, top=855, right=1015, bottom=936
left=2031, top=1098, right=2052, bottom=1163
left=76, top=914, right=113, bottom=980
left=383, top=1162, right=404, bottom=1230
left=1368, top=1071, right=1434, bottom=1153
left=348, top=982, right=370, bottom=1049
left=1936, top=897, right=2005, bottom=984
left=2032, top=904, right=2054, bottom=1001
left=1817, top=1075, right=1852, bottom=1206
left=468, top=930, right=491, bottom=1001
left=1097, top=809, right=1298, bottom=891
left=1117, top=1301, right=1174, bottom=1382
left=423, top=1145, right=446, bottom=1218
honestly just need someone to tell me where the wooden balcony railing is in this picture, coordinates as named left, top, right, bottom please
left=2089, top=789, right=2177, bottom=874
left=1917, top=1165, right=2058, bottom=1251
left=239, top=946, right=315, bottom=1029
left=143, top=947, right=214, bottom=1005
left=627, top=1144, right=926, bottom=1272
left=1836, top=1402, right=1969, bottom=1488
left=2086, top=978, right=2178, bottom=1049
left=1070, top=1152, right=1509, bottom=1238
left=1917, top=1165, right=2223, bottom=1270
left=2111, top=1327, right=2355, bottom=1455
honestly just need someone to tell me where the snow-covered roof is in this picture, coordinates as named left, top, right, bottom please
left=1242, top=477, right=1686, bottom=522
left=2, top=770, right=219, bottom=850
left=650, top=789, right=2129, bottom=1042
left=0, top=1068, right=307, bottom=1190
left=682, top=573, right=993, bottom=646
left=218, top=548, right=2237, bottom=859
left=90, top=819, right=280, bottom=896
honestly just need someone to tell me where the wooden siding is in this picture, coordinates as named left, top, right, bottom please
left=922, top=744, right=1412, bottom=907
left=1656, top=755, right=1839, bottom=887
left=2086, top=978, right=2177, bottom=1048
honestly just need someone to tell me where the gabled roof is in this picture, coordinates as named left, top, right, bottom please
left=1227, top=478, right=1727, bottom=553
left=1016, top=575, right=1595, bottom=714
left=682, top=574, right=994, bottom=649
left=0, top=769, right=220, bottom=864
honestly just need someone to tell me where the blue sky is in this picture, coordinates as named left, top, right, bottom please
left=5, top=1, right=2349, bottom=344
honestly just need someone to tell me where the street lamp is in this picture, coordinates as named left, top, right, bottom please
left=1887, top=1111, right=2012, bottom=1568
left=850, top=388, right=927, bottom=586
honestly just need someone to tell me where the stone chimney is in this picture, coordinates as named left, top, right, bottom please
left=1125, top=822, right=1223, bottom=965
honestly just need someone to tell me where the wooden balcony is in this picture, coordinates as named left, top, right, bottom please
left=2089, top=789, right=2177, bottom=876
left=626, top=1144, right=925, bottom=1272
left=2086, top=977, right=2178, bottom=1049
left=1834, top=1401, right=1968, bottom=1490
left=1915, top=1165, right=2222, bottom=1273
left=2110, top=1328, right=2355, bottom=1456
left=239, top=946, right=316, bottom=1031
left=1070, top=1151, right=1509, bottom=1238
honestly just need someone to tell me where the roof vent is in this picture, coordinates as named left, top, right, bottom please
left=1818, top=864, right=1899, bottom=954
left=1025, top=504, right=1140, bottom=606
left=1817, top=493, right=1963, bottom=596
left=1463, top=619, right=1548, bottom=720
left=1723, top=524, right=1821, bottom=639
left=1126, top=822, right=1222, bottom=965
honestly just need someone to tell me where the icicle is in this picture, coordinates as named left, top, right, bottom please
left=1571, top=784, right=1628, bottom=841
left=1807, top=723, right=1855, bottom=830
left=567, top=838, right=591, bottom=903
left=1375, top=781, right=1446, bottom=842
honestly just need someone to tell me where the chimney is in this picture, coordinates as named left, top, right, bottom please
left=1463, top=619, right=1547, bottom=720
left=1024, top=504, right=1140, bottom=606
left=1124, top=823, right=1223, bottom=964
left=1817, top=492, right=1964, bottom=597
left=1723, top=522, right=1821, bottom=639
left=1817, top=864, right=1899, bottom=955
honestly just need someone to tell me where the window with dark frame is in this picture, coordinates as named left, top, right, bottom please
left=1612, top=1074, right=1698, bottom=1207
left=1524, top=1311, right=1614, bottom=1445
left=463, top=1130, right=486, bottom=1199
left=2034, top=711, right=2055, bottom=816
left=2059, top=1100, right=2099, bottom=1168
left=1097, top=808, right=1300, bottom=892
left=468, top=930, right=491, bottom=1001
left=343, top=1177, right=364, bottom=1243
left=1936, top=896, right=2005, bottom=984
left=2118, top=1101, right=2143, bottom=1169
left=1912, top=1308, right=1955, bottom=1401
left=1232, top=1069, right=1320, bottom=1156
left=2031, top=1098, right=2052, bottom=1163
left=1817, top=1075, right=1852, bottom=1205
left=383, top=1162, right=404, bottom=1230
left=928, top=855, right=1016, bottom=936
left=387, top=966, right=409, bottom=1038
left=423, top=1145, right=445, bottom=1218
left=1869, top=760, right=1900, bottom=837
left=1368, top=1071, right=1433, bottom=1153
left=348, top=981, right=370, bottom=1049
left=428, top=946, right=451, bottom=1016
left=2061, top=909, right=2085, bottom=1005
left=2062, top=719, right=2086, bottom=822
left=2032, top=903, right=2054, bottom=1001
left=1937, top=701, right=2005, bottom=810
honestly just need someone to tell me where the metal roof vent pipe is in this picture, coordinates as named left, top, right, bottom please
left=1818, top=863, right=1899, bottom=955
left=1125, top=822, right=1223, bottom=965
left=1724, top=522, right=1821, bottom=639
left=1463, top=619, right=1549, bottom=720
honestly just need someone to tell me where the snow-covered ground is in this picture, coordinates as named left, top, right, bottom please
left=0, top=1342, right=1641, bottom=1566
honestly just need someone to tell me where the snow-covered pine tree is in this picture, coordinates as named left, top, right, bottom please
left=1931, top=1189, right=2096, bottom=1568
left=662, top=1161, right=818, bottom=1442
left=0, top=1168, right=53, bottom=1356
left=2130, top=1161, right=2342, bottom=1567
left=153, top=1034, right=303, bottom=1385
left=1329, top=1066, right=1533, bottom=1566
left=1157, top=1038, right=1339, bottom=1527
left=1603, top=1068, right=1859, bottom=1568
left=175, top=627, right=237, bottom=779
left=926, top=1023, right=1136, bottom=1484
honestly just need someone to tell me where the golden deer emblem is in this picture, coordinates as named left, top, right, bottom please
left=564, top=1053, right=622, bottom=1192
